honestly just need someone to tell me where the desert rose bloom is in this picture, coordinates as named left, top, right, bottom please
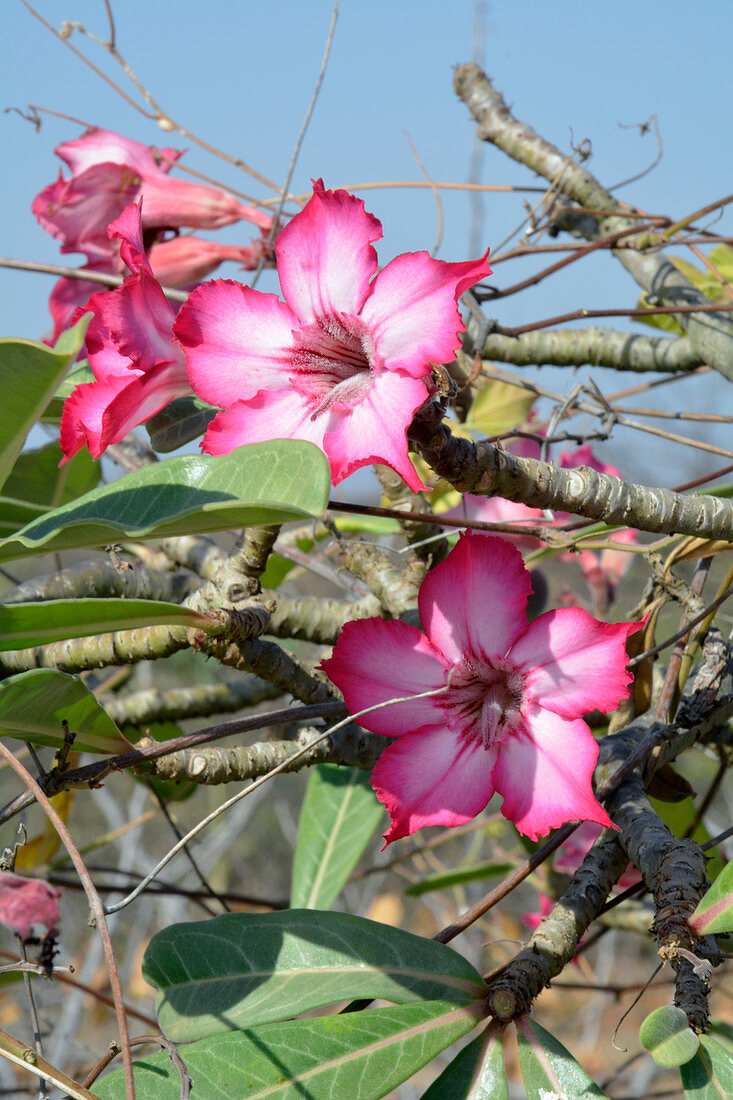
left=0, top=872, right=61, bottom=941
left=175, top=180, right=492, bottom=489
left=321, top=532, right=641, bottom=844
left=60, top=201, right=189, bottom=461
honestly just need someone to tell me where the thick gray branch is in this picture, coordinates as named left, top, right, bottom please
left=148, top=724, right=385, bottom=785
left=480, top=328, right=701, bottom=373
left=409, top=408, right=733, bottom=540
left=103, top=679, right=282, bottom=726
left=0, top=560, right=199, bottom=605
left=454, top=63, right=733, bottom=382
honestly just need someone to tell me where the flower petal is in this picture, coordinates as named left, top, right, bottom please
left=275, top=180, right=381, bottom=323
left=372, top=727, right=497, bottom=845
left=200, top=388, right=333, bottom=456
left=323, top=369, right=429, bottom=488
left=101, top=270, right=179, bottom=372
left=175, top=280, right=298, bottom=406
left=492, top=705, right=613, bottom=839
left=320, top=617, right=448, bottom=737
left=361, top=249, right=491, bottom=378
left=59, top=375, right=138, bottom=461
left=510, top=608, right=642, bottom=718
left=418, top=532, right=532, bottom=665
left=101, top=360, right=190, bottom=446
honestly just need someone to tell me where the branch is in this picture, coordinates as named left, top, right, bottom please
left=0, top=560, right=199, bottom=606
left=453, top=63, right=733, bottom=382
left=479, top=327, right=702, bottom=373
left=103, top=678, right=283, bottom=726
left=409, top=404, right=733, bottom=541
left=147, top=722, right=385, bottom=785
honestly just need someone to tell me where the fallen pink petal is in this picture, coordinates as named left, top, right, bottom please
left=0, top=872, right=62, bottom=941
left=322, top=532, right=642, bottom=844
left=175, top=179, right=491, bottom=488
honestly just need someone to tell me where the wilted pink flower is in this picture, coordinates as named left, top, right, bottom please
left=34, top=128, right=272, bottom=263
left=175, top=180, right=491, bottom=488
left=0, top=872, right=61, bottom=941
left=60, top=201, right=189, bottom=461
left=322, top=533, right=641, bottom=844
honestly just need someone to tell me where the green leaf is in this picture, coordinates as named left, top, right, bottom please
left=3, top=441, right=100, bottom=508
left=464, top=379, right=535, bottom=437
left=639, top=1005, right=700, bottom=1068
left=98, top=1002, right=478, bottom=1100
left=635, top=292, right=686, bottom=335
left=42, top=359, right=94, bottom=422
left=334, top=514, right=401, bottom=536
left=421, top=1027, right=509, bottom=1099
left=406, top=862, right=514, bottom=897
left=94, top=1001, right=480, bottom=1100
left=0, top=440, right=331, bottom=564
left=0, top=598, right=219, bottom=651
left=517, top=1018, right=610, bottom=1098
left=143, top=910, right=486, bottom=1042
left=145, top=396, right=218, bottom=452
left=680, top=1035, right=733, bottom=1099
left=688, top=860, right=733, bottom=936
left=0, top=316, right=89, bottom=491
left=291, top=764, right=385, bottom=910
left=0, top=498, right=47, bottom=538
left=0, top=669, right=126, bottom=753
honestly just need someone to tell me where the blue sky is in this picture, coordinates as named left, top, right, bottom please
left=2, top=0, right=732, bottom=484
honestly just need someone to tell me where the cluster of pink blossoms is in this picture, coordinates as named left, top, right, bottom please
left=34, top=128, right=275, bottom=344
left=55, top=159, right=492, bottom=484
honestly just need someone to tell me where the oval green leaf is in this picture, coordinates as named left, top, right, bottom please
left=143, top=910, right=486, bottom=1042
left=94, top=1001, right=480, bottom=1100
left=0, top=598, right=219, bottom=651
left=145, top=396, right=218, bottom=452
left=639, top=1005, right=700, bottom=1068
left=0, top=440, right=331, bottom=564
left=291, top=764, right=385, bottom=910
left=0, top=669, right=127, bottom=753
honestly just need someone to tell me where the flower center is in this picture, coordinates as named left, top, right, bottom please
left=289, top=314, right=375, bottom=419
left=441, top=655, right=526, bottom=749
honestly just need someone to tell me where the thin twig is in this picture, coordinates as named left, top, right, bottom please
left=0, top=742, right=136, bottom=1100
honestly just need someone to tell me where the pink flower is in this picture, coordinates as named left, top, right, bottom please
left=0, top=872, right=61, bottom=941
left=34, top=128, right=272, bottom=263
left=321, top=533, right=642, bottom=845
left=60, top=201, right=189, bottom=461
left=174, top=180, right=491, bottom=489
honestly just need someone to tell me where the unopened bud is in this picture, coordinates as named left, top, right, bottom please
left=157, top=117, right=175, bottom=132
